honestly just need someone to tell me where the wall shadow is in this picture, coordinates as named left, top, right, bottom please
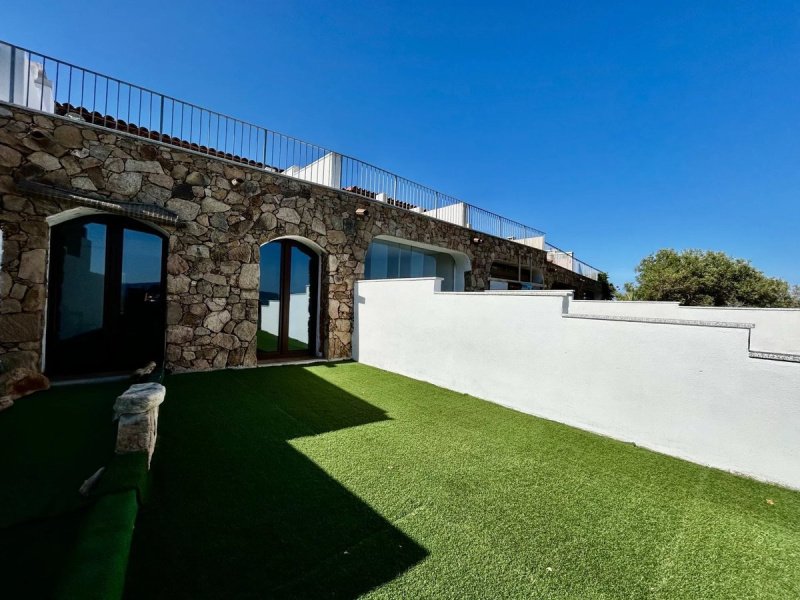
left=125, top=366, right=427, bottom=599
left=0, top=381, right=126, bottom=597
left=0, top=381, right=124, bottom=528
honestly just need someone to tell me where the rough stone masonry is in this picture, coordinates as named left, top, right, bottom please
left=0, top=102, right=601, bottom=373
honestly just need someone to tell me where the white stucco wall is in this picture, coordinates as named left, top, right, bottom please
left=283, top=152, right=342, bottom=188
left=0, top=45, right=54, bottom=112
left=423, top=202, right=468, bottom=227
left=572, top=300, right=800, bottom=354
left=546, top=250, right=573, bottom=271
left=353, top=278, right=800, bottom=489
left=517, top=235, right=546, bottom=249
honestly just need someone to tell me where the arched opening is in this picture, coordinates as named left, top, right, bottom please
left=489, top=261, right=545, bottom=290
left=45, top=214, right=167, bottom=377
left=364, top=235, right=471, bottom=292
left=258, top=237, right=320, bottom=359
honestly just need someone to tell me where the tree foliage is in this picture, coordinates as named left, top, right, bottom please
left=621, top=249, right=799, bottom=307
left=597, top=272, right=616, bottom=300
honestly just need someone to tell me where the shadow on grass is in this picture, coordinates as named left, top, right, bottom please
left=125, top=366, right=427, bottom=599
left=0, top=381, right=124, bottom=528
left=0, top=381, right=127, bottom=596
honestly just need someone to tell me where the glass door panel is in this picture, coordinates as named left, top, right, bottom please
left=56, top=222, right=107, bottom=343
left=49, top=221, right=109, bottom=374
left=257, top=240, right=318, bottom=359
left=119, top=228, right=165, bottom=369
left=47, top=217, right=166, bottom=378
left=258, top=243, right=282, bottom=354
left=286, top=246, right=312, bottom=352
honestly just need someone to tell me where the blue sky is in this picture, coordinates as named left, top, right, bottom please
left=5, top=1, right=798, bottom=286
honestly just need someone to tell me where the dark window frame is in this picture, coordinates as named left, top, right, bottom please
left=45, top=214, right=168, bottom=378
left=257, top=239, right=319, bottom=360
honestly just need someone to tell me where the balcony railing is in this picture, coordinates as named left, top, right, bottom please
left=0, top=40, right=601, bottom=281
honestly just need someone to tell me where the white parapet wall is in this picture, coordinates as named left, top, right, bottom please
left=423, top=202, right=469, bottom=227
left=570, top=300, right=800, bottom=355
left=0, top=45, right=54, bottom=113
left=353, top=278, right=800, bottom=489
left=283, top=152, right=342, bottom=188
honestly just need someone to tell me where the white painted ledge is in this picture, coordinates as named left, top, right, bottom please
left=563, top=313, right=755, bottom=330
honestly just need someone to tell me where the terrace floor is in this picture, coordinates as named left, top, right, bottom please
left=124, top=363, right=800, bottom=599
left=0, top=380, right=129, bottom=596
left=1, top=364, right=798, bottom=598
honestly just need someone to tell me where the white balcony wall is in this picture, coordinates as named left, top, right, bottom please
left=424, top=202, right=468, bottom=227
left=571, top=300, right=800, bottom=355
left=517, top=236, right=546, bottom=249
left=547, top=250, right=574, bottom=271
left=283, top=152, right=342, bottom=188
left=354, top=278, right=800, bottom=490
left=0, top=45, right=54, bottom=113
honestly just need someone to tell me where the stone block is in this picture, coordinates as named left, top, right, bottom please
left=185, top=171, right=210, bottom=186
left=28, top=151, right=61, bottom=171
left=0, top=350, right=38, bottom=373
left=166, top=198, right=201, bottom=221
left=166, top=254, right=190, bottom=276
left=204, top=310, right=231, bottom=333
left=201, top=197, right=229, bottom=213
left=116, top=406, right=159, bottom=462
left=0, top=144, right=22, bottom=167
left=259, top=212, right=277, bottom=230
left=0, top=367, right=50, bottom=406
left=0, top=299, right=21, bottom=313
left=233, top=320, right=257, bottom=342
left=18, top=249, right=46, bottom=283
left=276, top=207, right=301, bottom=224
left=53, top=124, right=84, bottom=148
left=238, top=263, right=259, bottom=290
left=107, top=171, right=142, bottom=195
left=125, top=159, right=163, bottom=173
left=113, top=382, right=166, bottom=419
left=0, top=313, right=40, bottom=342
left=166, top=325, right=194, bottom=344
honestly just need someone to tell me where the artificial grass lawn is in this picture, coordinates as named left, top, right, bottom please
left=126, top=363, right=800, bottom=599
left=0, top=380, right=128, bottom=596
left=256, top=329, right=309, bottom=353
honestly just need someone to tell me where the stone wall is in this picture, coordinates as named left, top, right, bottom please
left=0, top=103, right=601, bottom=373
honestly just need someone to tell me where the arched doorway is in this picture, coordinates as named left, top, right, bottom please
left=258, top=238, right=319, bottom=359
left=46, top=215, right=167, bottom=377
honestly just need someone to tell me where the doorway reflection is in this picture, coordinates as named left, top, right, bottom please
left=258, top=239, right=319, bottom=359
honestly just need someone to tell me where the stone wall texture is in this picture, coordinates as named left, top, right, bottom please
left=0, top=103, right=602, bottom=373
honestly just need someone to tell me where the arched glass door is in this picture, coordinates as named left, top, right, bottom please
left=258, top=239, right=318, bottom=358
left=46, top=216, right=167, bottom=377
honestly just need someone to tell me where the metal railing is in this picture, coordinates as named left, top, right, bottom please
left=0, top=40, right=602, bottom=280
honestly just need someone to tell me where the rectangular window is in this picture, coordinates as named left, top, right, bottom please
left=385, top=242, right=400, bottom=279
left=365, top=239, right=457, bottom=291
left=399, top=244, right=413, bottom=277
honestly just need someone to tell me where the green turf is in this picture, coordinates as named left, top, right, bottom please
left=56, top=491, right=140, bottom=600
left=256, top=329, right=309, bottom=353
left=126, top=363, right=800, bottom=599
left=0, top=381, right=126, bottom=527
left=0, top=380, right=130, bottom=596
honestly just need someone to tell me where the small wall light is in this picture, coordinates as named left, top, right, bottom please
left=355, top=207, right=369, bottom=218
left=472, top=236, right=484, bottom=245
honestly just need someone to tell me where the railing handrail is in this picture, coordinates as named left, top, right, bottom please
left=0, top=39, right=602, bottom=280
